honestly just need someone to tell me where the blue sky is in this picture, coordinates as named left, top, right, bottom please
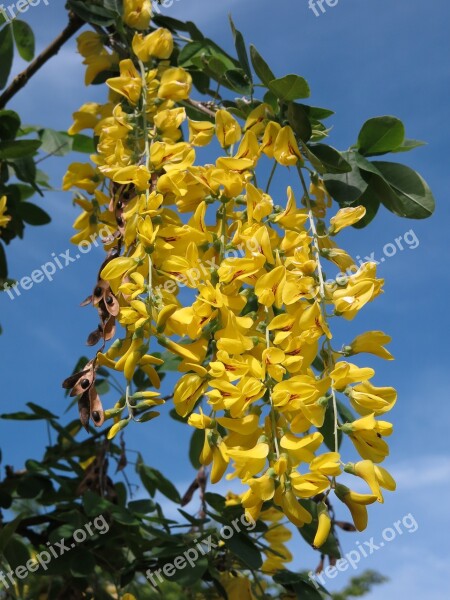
left=1, top=0, right=449, bottom=597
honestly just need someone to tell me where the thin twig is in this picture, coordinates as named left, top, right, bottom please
left=0, top=12, right=84, bottom=109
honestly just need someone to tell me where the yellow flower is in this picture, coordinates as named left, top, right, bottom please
left=329, top=206, right=367, bottom=234
left=335, top=484, right=377, bottom=531
left=226, top=442, right=269, bottom=481
left=276, top=487, right=312, bottom=526
left=341, top=413, right=392, bottom=463
left=111, top=165, right=150, bottom=191
left=290, top=471, right=330, bottom=497
left=107, top=59, right=142, bottom=105
left=313, top=503, right=332, bottom=548
left=273, top=126, right=303, bottom=166
left=158, top=67, right=192, bottom=100
left=188, top=119, right=215, bottom=146
left=0, top=196, right=11, bottom=229
left=330, top=361, right=374, bottom=391
left=173, top=373, right=208, bottom=417
left=346, top=331, right=394, bottom=360
left=62, top=163, right=100, bottom=193
left=310, top=452, right=342, bottom=476
left=348, top=381, right=397, bottom=416
left=220, top=575, right=257, bottom=600
left=132, top=28, right=173, bottom=61
left=280, top=432, right=323, bottom=464
left=260, top=121, right=281, bottom=158
left=123, top=0, right=152, bottom=30
left=333, top=263, right=384, bottom=319
left=215, top=109, right=242, bottom=148
left=345, top=460, right=396, bottom=503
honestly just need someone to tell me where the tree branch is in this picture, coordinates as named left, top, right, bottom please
left=0, top=12, right=84, bottom=110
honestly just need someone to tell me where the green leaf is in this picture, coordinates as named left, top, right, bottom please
left=0, top=240, right=7, bottom=279
left=10, top=156, right=37, bottom=184
left=12, top=20, right=35, bottom=61
left=70, top=551, right=96, bottom=578
left=169, top=557, right=209, bottom=586
left=273, top=571, right=326, bottom=599
left=390, top=138, right=426, bottom=153
left=18, top=202, right=50, bottom=225
left=0, top=513, right=25, bottom=551
left=39, top=128, right=72, bottom=156
left=67, top=0, right=117, bottom=26
left=139, top=465, right=181, bottom=503
left=3, top=535, right=30, bottom=569
left=307, top=143, right=352, bottom=174
left=0, top=25, right=14, bottom=89
left=229, top=16, right=252, bottom=82
left=287, top=103, right=312, bottom=143
left=178, top=39, right=237, bottom=72
left=269, top=74, right=310, bottom=101
left=337, top=400, right=355, bottom=424
left=223, top=532, right=262, bottom=569
left=357, top=116, right=405, bottom=156
left=249, top=44, right=275, bottom=86
left=324, top=151, right=369, bottom=205
left=319, top=402, right=342, bottom=451
left=299, top=104, right=334, bottom=120
left=0, top=139, right=41, bottom=159
left=71, top=133, right=96, bottom=153
left=83, top=490, right=113, bottom=517
left=189, top=428, right=204, bottom=469
left=0, top=110, right=20, bottom=140
left=371, top=161, right=435, bottom=219
left=223, top=68, right=252, bottom=95
left=204, top=492, right=226, bottom=513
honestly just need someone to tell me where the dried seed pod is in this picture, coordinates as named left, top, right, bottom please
left=62, top=368, right=89, bottom=390
left=89, top=386, right=104, bottom=427
left=86, top=325, right=103, bottom=347
left=69, top=361, right=95, bottom=397
left=78, top=391, right=90, bottom=432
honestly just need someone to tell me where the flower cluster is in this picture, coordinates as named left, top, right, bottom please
left=63, top=2, right=396, bottom=551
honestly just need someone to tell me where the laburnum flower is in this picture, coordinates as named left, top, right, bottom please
left=107, top=59, right=142, bottom=105
left=310, top=452, right=342, bottom=476
left=220, top=574, right=257, bottom=600
left=68, top=102, right=113, bottom=135
left=173, top=373, right=208, bottom=417
left=77, top=32, right=118, bottom=86
left=273, top=125, right=303, bottom=166
left=329, top=205, right=367, bottom=234
left=215, top=109, right=242, bottom=148
left=123, top=0, right=152, bottom=30
left=158, top=67, right=192, bottom=100
left=347, top=381, right=397, bottom=416
left=188, top=119, right=215, bottom=146
left=332, top=262, right=384, bottom=319
left=64, top=20, right=400, bottom=540
left=335, top=483, right=378, bottom=531
left=132, top=28, right=173, bottom=61
left=345, top=331, right=394, bottom=360
left=345, top=460, right=396, bottom=503
left=330, top=361, right=374, bottom=391
left=62, top=163, right=101, bottom=194
left=341, top=413, right=393, bottom=462
left=0, top=196, right=11, bottom=229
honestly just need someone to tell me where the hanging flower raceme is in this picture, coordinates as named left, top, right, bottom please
left=63, top=6, right=398, bottom=555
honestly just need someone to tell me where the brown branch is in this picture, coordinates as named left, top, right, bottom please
left=184, top=98, right=217, bottom=119
left=0, top=12, right=84, bottom=110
